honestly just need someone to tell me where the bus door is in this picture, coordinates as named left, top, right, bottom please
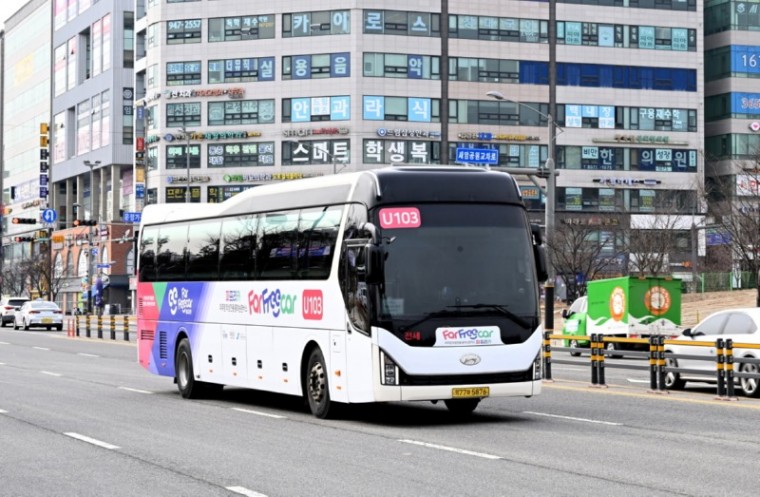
left=340, top=240, right=376, bottom=402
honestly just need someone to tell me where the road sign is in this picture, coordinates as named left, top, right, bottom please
left=96, top=263, right=112, bottom=269
left=91, top=247, right=99, bottom=256
left=41, top=208, right=57, bottom=224
left=455, top=147, right=499, bottom=165
left=123, top=211, right=142, bottom=223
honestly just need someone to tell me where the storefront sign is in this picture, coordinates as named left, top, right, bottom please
left=592, top=135, right=689, bottom=146
left=457, top=132, right=540, bottom=142
left=167, top=175, right=211, bottom=183
left=592, top=177, right=662, bottom=186
left=166, top=87, right=245, bottom=99
left=283, top=127, right=350, bottom=137
left=376, top=128, right=441, bottom=138
left=164, top=130, right=262, bottom=142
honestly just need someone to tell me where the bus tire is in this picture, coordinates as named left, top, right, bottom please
left=569, top=339, right=582, bottom=357
left=305, top=347, right=333, bottom=419
left=176, top=338, right=206, bottom=399
left=444, top=398, right=480, bottom=417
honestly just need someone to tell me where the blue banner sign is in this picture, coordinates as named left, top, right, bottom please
left=455, top=147, right=499, bottom=165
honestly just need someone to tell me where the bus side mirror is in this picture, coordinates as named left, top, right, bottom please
left=534, top=244, right=548, bottom=282
left=530, top=224, right=548, bottom=282
left=365, top=245, right=383, bottom=285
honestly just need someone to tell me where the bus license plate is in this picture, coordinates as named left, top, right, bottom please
left=452, top=387, right=490, bottom=398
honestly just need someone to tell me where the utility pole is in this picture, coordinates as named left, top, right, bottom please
left=84, top=160, right=101, bottom=314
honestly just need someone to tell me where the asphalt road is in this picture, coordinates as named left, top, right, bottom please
left=1, top=328, right=758, bottom=497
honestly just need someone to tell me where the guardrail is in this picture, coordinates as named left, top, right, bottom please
left=67, top=315, right=135, bottom=341
left=543, top=331, right=760, bottom=400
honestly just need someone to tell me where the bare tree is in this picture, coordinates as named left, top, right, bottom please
left=1, top=267, right=29, bottom=297
left=548, top=215, right=625, bottom=302
left=13, top=246, right=64, bottom=302
left=709, top=167, right=760, bottom=306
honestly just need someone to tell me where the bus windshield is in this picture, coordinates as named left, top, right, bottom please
left=375, top=203, right=538, bottom=344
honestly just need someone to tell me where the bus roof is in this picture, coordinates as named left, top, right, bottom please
left=139, top=166, right=522, bottom=226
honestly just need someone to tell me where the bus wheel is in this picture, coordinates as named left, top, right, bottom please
left=569, top=339, right=582, bottom=357
left=305, top=347, right=332, bottom=419
left=444, top=398, right=480, bottom=417
left=176, top=338, right=204, bottom=399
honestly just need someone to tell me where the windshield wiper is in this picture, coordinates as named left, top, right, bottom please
left=399, top=309, right=458, bottom=331
left=446, top=304, right=530, bottom=328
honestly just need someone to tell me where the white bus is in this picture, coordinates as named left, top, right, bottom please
left=136, top=166, right=547, bottom=418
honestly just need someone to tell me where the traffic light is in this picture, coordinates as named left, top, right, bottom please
left=12, top=217, right=37, bottom=225
left=14, top=236, right=34, bottom=243
left=73, top=219, right=98, bottom=227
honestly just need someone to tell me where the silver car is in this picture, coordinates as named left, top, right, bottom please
left=14, top=301, right=64, bottom=331
left=664, top=308, right=760, bottom=397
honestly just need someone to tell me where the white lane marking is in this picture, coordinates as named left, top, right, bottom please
left=64, top=432, right=120, bottom=450
left=118, top=386, right=154, bottom=394
left=226, top=486, right=268, bottom=497
left=398, top=439, right=501, bottom=460
left=40, top=371, right=62, bottom=377
left=627, top=378, right=650, bottom=384
left=0, top=409, right=7, bottom=414
left=0, top=362, right=5, bottom=366
left=33, top=347, right=50, bottom=351
left=524, top=411, right=623, bottom=426
left=0, top=341, right=9, bottom=345
left=231, top=408, right=286, bottom=419
left=78, top=353, right=100, bottom=358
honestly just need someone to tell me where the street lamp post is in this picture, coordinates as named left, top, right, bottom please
left=83, top=160, right=101, bottom=314
left=486, top=91, right=559, bottom=339
left=178, top=126, right=192, bottom=203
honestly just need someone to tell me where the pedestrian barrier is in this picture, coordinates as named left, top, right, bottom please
left=69, top=315, right=134, bottom=341
left=546, top=332, right=760, bottom=400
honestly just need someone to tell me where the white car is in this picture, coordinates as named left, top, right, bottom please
left=664, top=308, right=760, bottom=397
left=13, top=301, right=64, bottom=331
left=0, top=297, right=29, bottom=327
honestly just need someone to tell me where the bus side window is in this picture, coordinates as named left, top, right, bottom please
left=187, top=220, right=221, bottom=281
left=220, top=215, right=257, bottom=280
left=156, top=225, right=189, bottom=281
left=298, top=206, right=342, bottom=280
left=259, top=211, right=299, bottom=280
left=138, top=227, right=157, bottom=282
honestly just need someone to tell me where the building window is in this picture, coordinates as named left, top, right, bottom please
left=283, top=53, right=350, bottom=80
left=282, top=96, right=350, bottom=122
left=123, top=12, right=134, bottom=68
left=208, top=142, right=275, bottom=167
left=364, top=52, right=440, bottom=80
left=363, top=10, right=441, bottom=37
left=166, top=144, right=201, bottom=169
left=167, top=61, right=202, bottom=86
left=282, top=139, right=350, bottom=166
left=207, top=99, right=275, bottom=125
left=167, top=19, right=202, bottom=44
left=208, top=57, right=275, bottom=83
left=362, top=96, right=440, bottom=122
left=283, top=10, right=350, bottom=37
left=208, top=15, right=275, bottom=42
left=166, top=102, right=201, bottom=126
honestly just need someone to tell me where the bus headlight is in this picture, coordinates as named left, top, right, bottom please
left=380, top=351, right=399, bottom=386
left=533, top=351, right=542, bottom=380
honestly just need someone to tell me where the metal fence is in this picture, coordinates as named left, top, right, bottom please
left=696, top=271, right=756, bottom=293
left=544, top=332, right=760, bottom=400
left=67, top=315, right=135, bottom=341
